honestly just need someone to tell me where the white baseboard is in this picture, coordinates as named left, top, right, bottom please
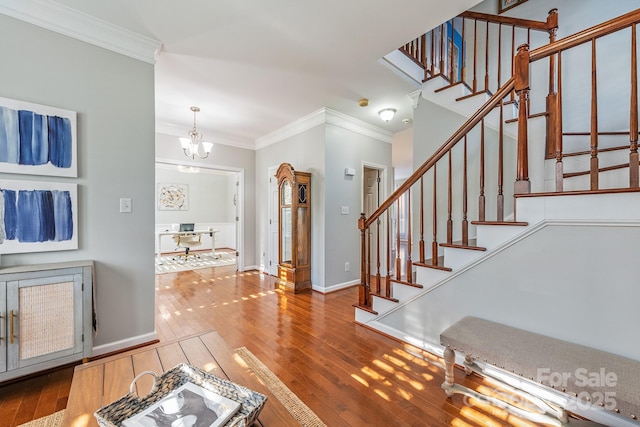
left=316, top=279, right=359, bottom=294
left=91, top=331, right=158, bottom=357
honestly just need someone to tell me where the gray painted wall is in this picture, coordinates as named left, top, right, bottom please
left=0, top=15, right=156, bottom=350
left=255, top=121, right=392, bottom=292
left=325, top=124, right=392, bottom=290
left=255, top=125, right=326, bottom=288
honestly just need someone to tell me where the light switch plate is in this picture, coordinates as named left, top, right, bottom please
left=341, top=205, right=349, bottom=215
left=120, top=198, right=132, bottom=213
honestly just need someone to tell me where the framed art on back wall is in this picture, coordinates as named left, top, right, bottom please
left=499, top=0, right=528, bottom=14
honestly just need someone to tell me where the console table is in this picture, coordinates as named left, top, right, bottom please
left=62, top=330, right=298, bottom=426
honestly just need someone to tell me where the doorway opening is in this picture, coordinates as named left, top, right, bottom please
left=154, top=160, right=244, bottom=272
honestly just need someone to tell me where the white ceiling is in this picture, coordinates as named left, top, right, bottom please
left=12, top=0, right=482, bottom=149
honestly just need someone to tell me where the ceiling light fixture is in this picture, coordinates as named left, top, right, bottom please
left=378, top=108, right=396, bottom=122
left=179, top=106, right=213, bottom=159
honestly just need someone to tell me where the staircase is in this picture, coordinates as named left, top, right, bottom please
left=354, top=6, right=640, bottom=425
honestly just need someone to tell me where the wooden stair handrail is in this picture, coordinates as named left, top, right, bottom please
left=530, top=8, right=640, bottom=62
left=460, top=10, right=556, bottom=32
left=361, top=77, right=516, bottom=230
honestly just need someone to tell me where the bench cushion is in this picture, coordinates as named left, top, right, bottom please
left=440, top=316, right=640, bottom=421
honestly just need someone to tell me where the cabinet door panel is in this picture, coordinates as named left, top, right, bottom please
left=0, top=281, right=5, bottom=374
left=7, top=273, right=83, bottom=370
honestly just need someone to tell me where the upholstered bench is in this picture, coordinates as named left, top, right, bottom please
left=440, top=316, right=640, bottom=426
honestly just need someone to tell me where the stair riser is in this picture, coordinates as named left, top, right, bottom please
left=371, top=295, right=398, bottom=314
left=354, top=308, right=377, bottom=324
left=392, top=283, right=424, bottom=301
left=415, top=268, right=451, bottom=289
left=442, top=246, right=485, bottom=270
left=476, top=225, right=528, bottom=250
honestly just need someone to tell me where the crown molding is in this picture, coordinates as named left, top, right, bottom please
left=255, top=108, right=392, bottom=150
left=0, top=0, right=162, bottom=64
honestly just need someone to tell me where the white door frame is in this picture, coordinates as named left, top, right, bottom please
left=362, top=161, right=388, bottom=275
left=155, top=157, right=245, bottom=270
left=267, top=165, right=279, bottom=276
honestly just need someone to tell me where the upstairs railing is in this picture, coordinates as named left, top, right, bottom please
left=400, top=10, right=557, bottom=97
left=358, top=8, right=640, bottom=310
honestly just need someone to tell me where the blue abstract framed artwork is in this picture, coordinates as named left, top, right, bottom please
left=0, top=96, right=77, bottom=177
left=0, top=180, right=78, bottom=254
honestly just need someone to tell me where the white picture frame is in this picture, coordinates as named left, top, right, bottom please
left=0, top=180, right=78, bottom=254
left=0, top=96, right=77, bottom=177
left=122, top=382, right=241, bottom=427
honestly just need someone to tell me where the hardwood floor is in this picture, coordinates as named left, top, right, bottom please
left=0, top=264, right=546, bottom=426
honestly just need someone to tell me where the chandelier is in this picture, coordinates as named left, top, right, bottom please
left=179, top=106, right=213, bottom=159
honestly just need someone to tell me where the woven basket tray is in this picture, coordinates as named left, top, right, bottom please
left=94, top=363, right=267, bottom=427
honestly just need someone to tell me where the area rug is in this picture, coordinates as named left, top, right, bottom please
left=235, top=347, right=327, bottom=427
left=17, top=409, right=65, bottom=427
left=155, top=251, right=236, bottom=274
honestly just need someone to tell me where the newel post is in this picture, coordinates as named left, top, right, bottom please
left=514, top=43, right=531, bottom=194
left=358, top=213, right=370, bottom=307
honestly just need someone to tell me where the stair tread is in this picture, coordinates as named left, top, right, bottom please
left=352, top=304, right=378, bottom=315
left=414, top=255, right=452, bottom=271
left=435, top=80, right=472, bottom=94
left=388, top=278, right=424, bottom=288
left=456, top=89, right=491, bottom=102
left=471, top=220, right=528, bottom=226
left=440, top=238, right=486, bottom=251
left=371, top=293, right=399, bottom=303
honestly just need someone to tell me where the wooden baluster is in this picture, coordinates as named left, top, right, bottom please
left=375, top=214, right=381, bottom=294
left=510, top=25, right=516, bottom=102
left=419, top=176, right=425, bottom=263
left=432, top=163, right=439, bottom=265
left=479, top=119, right=486, bottom=222
left=498, top=23, right=502, bottom=89
left=449, top=19, right=455, bottom=83
left=589, top=39, right=599, bottom=190
left=430, top=29, right=435, bottom=79
left=556, top=50, right=564, bottom=191
left=485, top=21, right=490, bottom=92
left=447, top=151, right=453, bottom=243
left=514, top=43, right=531, bottom=194
left=358, top=214, right=369, bottom=307
left=367, top=218, right=373, bottom=294
left=440, top=23, right=446, bottom=75
left=386, top=211, right=391, bottom=298
left=406, top=189, right=412, bottom=283
left=396, top=199, right=401, bottom=281
left=498, top=100, right=505, bottom=221
left=462, top=135, right=469, bottom=245
left=631, top=23, right=639, bottom=187
left=420, top=34, right=427, bottom=69
left=462, top=17, right=466, bottom=84
left=546, top=18, right=558, bottom=159
left=473, top=19, right=478, bottom=93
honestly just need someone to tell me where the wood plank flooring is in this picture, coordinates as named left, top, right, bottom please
left=0, top=264, right=547, bottom=426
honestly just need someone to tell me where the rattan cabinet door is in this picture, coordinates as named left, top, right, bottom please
left=6, top=272, right=83, bottom=371
left=0, top=281, right=6, bottom=374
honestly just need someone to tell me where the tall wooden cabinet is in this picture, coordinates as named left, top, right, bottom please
left=0, top=260, right=93, bottom=383
left=275, top=163, right=311, bottom=293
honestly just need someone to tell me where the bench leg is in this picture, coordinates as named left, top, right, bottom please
left=464, top=354, right=474, bottom=375
left=442, top=346, right=456, bottom=397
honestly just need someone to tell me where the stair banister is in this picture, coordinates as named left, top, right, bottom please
left=524, top=7, right=640, bottom=191
left=358, top=77, right=516, bottom=307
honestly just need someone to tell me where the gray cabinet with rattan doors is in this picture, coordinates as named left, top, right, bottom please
left=0, top=260, right=93, bottom=383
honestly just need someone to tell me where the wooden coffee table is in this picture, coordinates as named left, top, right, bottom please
left=62, top=330, right=298, bottom=426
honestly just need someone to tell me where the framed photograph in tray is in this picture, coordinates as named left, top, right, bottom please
left=122, top=382, right=240, bottom=427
